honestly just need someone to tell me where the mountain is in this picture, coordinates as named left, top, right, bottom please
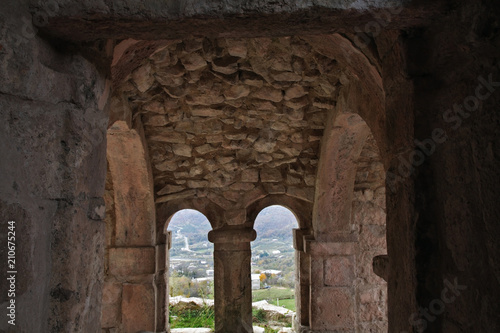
left=168, top=206, right=299, bottom=243
left=168, top=206, right=298, bottom=281
left=253, top=206, right=299, bottom=241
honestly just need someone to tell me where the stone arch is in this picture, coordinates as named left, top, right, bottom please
left=310, top=111, right=388, bottom=331
left=303, top=34, right=387, bottom=160
left=156, top=198, right=224, bottom=235
left=304, top=33, right=390, bottom=332
left=105, top=31, right=392, bottom=333
left=102, top=119, right=157, bottom=333
left=247, top=196, right=313, bottom=329
left=314, top=112, right=372, bottom=239
left=246, top=195, right=312, bottom=230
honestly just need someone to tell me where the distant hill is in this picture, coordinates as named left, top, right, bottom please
left=168, top=206, right=299, bottom=244
left=168, top=209, right=212, bottom=244
left=168, top=206, right=298, bottom=281
left=253, top=206, right=299, bottom=241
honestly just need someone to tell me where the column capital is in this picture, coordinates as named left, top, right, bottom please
left=208, top=226, right=256, bottom=244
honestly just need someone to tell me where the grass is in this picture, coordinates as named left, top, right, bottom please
left=252, top=308, right=267, bottom=323
left=169, top=306, right=214, bottom=329
left=267, top=298, right=295, bottom=311
left=252, top=287, right=295, bottom=301
left=169, top=287, right=296, bottom=329
left=252, top=287, right=296, bottom=311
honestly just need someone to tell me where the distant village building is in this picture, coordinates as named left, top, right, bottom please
left=251, top=274, right=261, bottom=290
left=194, top=277, right=214, bottom=283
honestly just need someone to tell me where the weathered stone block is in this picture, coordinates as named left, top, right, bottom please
left=121, top=284, right=155, bottom=333
left=101, top=283, right=122, bottom=327
left=172, top=144, right=192, bottom=157
left=311, top=287, right=355, bottom=329
left=286, top=186, right=314, bottom=202
left=260, top=168, right=282, bottom=182
left=241, top=168, right=259, bottom=182
left=324, top=256, right=355, bottom=287
left=108, top=247, right=155, bottom=277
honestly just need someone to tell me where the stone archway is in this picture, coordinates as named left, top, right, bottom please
left=247, top=196, right=313, bottom=330
left=102, top=119, right=156, bottom=333
left=156, top=199, right=222, bottom=331
left=310, top=112, right=388, bottom=332
left=105, top=31, right=391, bottom=332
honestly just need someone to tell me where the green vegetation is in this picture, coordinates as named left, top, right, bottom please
left=169, top=306, right=214, bottom=329
left=170, top=275, right=213, bottom=298
left=252, top=287, right=294, bottom=301
left=252, top=309, right=280, bottom=333
left=268, top=298, right=295, bottom=311
left=252, top=308, right=267, bottom=323
left=252, top=287, right=296, bottom=311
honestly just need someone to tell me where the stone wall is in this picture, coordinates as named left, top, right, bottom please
left=352, top=135, right=387, bottom=332
left=394, top=1, right=500, bottom=331
left=0, top=1, right=109, bottom=332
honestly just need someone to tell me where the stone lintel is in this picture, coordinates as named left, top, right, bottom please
left=305, top=240, right=356, bottom=256
left=208, top=226, right=256, bottom=244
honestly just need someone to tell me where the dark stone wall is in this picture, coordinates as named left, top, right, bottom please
left=386, top=0, right=500, bottom=331
left=0, top=1, right=110, bottom=332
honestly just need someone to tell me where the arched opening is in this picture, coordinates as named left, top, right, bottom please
left=251, top=205, right=299, bottom=330
left=165, top=209, right=214, bottom=330
left=105, top=32, right=388, bottom=333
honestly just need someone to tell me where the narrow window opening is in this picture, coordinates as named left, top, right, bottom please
left=166, top=209, right=214, bottom=330
left=251, top=205, right=299, bottom=330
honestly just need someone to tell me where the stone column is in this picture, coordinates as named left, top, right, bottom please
left=305, top=238, right=357, bottom=332
left=208, top=226, right=257, bottom=333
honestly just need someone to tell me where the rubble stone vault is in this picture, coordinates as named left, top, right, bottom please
left=0, top=0, right=499, bottom=333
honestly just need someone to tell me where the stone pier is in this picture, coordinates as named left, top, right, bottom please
left=209, top=226, right=257, bottom=333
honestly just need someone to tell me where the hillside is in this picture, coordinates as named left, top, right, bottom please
left=167, top=206, right=299, bottom=245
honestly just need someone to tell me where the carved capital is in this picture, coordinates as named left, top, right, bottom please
left=208, top=226, right=256, bottom=244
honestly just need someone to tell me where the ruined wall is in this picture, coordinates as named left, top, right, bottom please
left=0, top=1, right=109, bottom=332
left=352, top=135, right=387, bottom=332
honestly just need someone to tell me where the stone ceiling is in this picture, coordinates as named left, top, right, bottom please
left=116, top=36, right=345, bottom=211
